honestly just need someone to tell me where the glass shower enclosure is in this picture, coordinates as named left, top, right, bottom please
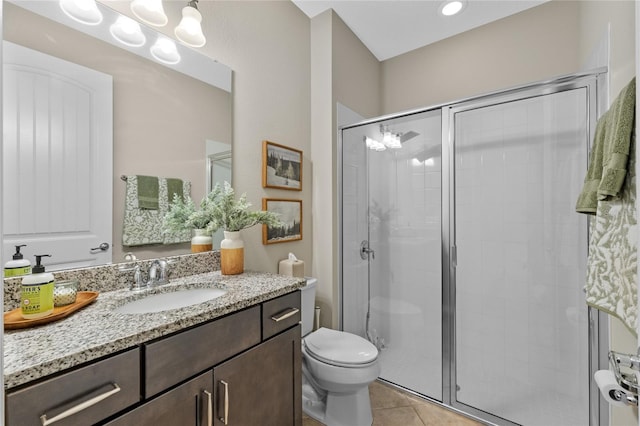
left=340, top=72, right=602, bottom=425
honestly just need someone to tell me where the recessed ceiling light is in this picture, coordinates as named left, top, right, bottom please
left=440, top=0, right=466, bottom=16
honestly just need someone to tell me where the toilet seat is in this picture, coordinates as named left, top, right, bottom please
left=304, top=327, right=378, bottom=368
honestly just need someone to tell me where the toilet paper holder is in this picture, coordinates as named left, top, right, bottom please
left=608, top=351, right=640, bottom=405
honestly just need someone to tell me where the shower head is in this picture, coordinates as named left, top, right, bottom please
left=378, top=125, right=420, bottom=147
left=400, top=131, right=420, bottom=143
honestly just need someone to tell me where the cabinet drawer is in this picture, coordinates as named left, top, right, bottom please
left=105, top=370, right=213, bottom=426
left=262, top=291, right=301, bottom=340
left=144, top=306, right=261, bottom=398
left=6, top=348, right=140, bottom=426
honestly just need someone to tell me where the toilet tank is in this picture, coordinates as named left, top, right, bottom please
left=300, top=277, right=317, bottom=336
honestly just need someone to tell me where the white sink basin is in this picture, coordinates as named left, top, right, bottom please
left=115, top=288, right=227, bottom=314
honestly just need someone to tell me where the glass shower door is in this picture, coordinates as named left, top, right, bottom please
left=341, top=122, right=370, bottom=342
left=341, top=109, right=443, bottom=401
left=450, top=87, right=591, bottom=425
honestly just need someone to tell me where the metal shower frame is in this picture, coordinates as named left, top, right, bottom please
left=338, top=68, right=609, bottom=426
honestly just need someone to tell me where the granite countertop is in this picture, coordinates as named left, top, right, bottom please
left=4, top=271, right=306, bottom=390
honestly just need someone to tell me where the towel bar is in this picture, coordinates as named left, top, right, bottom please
left=611, top=351, right=640, bottom=372
left=120, top=175, right=128, bottom=181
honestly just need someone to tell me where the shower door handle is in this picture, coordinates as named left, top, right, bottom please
left=360, top=240, right=375, bottom=260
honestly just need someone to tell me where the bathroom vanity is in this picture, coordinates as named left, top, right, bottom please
left=3, top=270, right=304, bottom=425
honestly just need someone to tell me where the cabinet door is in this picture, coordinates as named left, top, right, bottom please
left=105, top=371, right=213, bottom=426
left=214, top=325, right=301, bottom=426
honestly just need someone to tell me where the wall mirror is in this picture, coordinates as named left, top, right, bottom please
left=206, top=140, right=232, bottom=248
left=2, top=0, right=233, bottom=271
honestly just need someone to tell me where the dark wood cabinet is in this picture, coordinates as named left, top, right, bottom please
left=144, top=306, right=261, bottom=398
left=6, top=291, right=302, bottom=426
left=262, top=290, right=301, bottom=340
left=214, top=325, right=302, bottom=426
left=104, top=371, right=213, bottom=426
left=5, top=349, right=140, bottom=426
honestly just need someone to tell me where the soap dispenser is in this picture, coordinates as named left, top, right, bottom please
left=4, top=244, right=32, bottom=277
left=21, top=254, right=55, bottom=319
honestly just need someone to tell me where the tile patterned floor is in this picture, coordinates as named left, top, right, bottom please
left=303, top=380, right=485, bottom=426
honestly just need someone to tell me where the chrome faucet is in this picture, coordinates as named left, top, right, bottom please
left=119, top=259, right=172, bottom=291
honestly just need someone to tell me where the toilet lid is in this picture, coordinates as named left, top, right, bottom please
left=304, top=327, right=378, bottom=366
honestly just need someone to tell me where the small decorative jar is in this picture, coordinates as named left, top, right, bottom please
left=191, top=229, right=213, bottom=253
left=54, top=280, right=78, bottom=307
left=220, top=231, right=244, bottom=275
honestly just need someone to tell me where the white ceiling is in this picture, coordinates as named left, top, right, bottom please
left=292, top=0, right=548, bottom=61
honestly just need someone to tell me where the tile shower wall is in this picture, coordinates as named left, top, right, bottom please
left=453, top=88, right=589, bottom=425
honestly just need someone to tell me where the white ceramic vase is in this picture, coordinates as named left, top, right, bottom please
left=191, top=229, right=213, bottom=253
left=220, top=231, right=244, bottom=275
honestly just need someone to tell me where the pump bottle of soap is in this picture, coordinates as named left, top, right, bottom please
left=4, top=245, right=31, bottom=277
left=21, top=254, right=55, bottom=319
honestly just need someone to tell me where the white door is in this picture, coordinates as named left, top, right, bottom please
left=3, top=41, right=113, bottom=271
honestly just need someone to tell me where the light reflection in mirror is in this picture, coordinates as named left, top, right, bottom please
left=207, top=141, right=232, bottom=248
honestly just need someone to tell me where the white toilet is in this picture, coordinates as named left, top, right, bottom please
left=300, top=278, right=380, bottom=426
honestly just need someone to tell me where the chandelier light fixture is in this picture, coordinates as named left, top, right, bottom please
left=150, top=36, right=181, bottom=64
left=110, top=16, right=146, bottom=47
left=130, top=0, right=168, bottom=27
left=58, top=0, right=207, bottom=63
left=59, top=0, right=103, bottom=25
left=175, top=0, right=206, bottom=47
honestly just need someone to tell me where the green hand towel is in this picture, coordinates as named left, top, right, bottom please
left=576, top=77, right=636, bottom=214
left=167, top=178, right=184, bottom=205
left=137, top=175, right=159, bottom=210
left=576, top=111, right=608, bottom=214
left=598, top=77, right=636, bottom=200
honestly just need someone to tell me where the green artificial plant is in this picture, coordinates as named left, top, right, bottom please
left=163, top=181, right=281, bottom=235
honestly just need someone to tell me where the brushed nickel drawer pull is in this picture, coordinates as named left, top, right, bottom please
left=40, top=383, right=121, bottom=426
left=219, top=380, right=229, bottom=425
left=271, top=307, right=300, bottom=322
left=203, top=390, right=213, bottom=426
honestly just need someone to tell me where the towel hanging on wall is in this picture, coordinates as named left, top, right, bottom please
left=136, top=175, right=160, bottom=210
left=162, top=178, right=191, bottom=245
left=577, top=78, right=636, bottom=213
left=577, top=77, right=637, bottom=335
left=122, top=175, right=191, bottom=246
left=166, top=178, right=184, bottom=205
